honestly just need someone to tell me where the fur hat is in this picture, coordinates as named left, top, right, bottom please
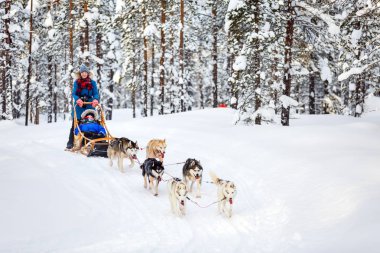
left=81, top=109, right=99, bottom=120
left=80, top=64, right=90, bottom=73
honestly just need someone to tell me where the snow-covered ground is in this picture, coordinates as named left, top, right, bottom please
left=1, top=104, right=380, bottom=253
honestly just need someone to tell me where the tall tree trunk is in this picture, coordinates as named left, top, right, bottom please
left=2, top=0, right=11, bottom=119
left=212, top=3, right=218, bottom=108
left=281, top=0, right=294, bottom=126
left=48, top=56, right=53, bottom=123
left=14, top=89, right=21, bottom=119
left=54, top=64, right=58, bottom=122
left=106, top=70, right=113, bottom=120
left=227, top=31, right=237, bottom=109
left=0, top=42, right=3, bottom=118
left=3, top=0, right=12, bottom=120
left=159, top=0, right=166, bottom=115
left=34, top=97, right=39, bottom=125
left=355, top=21, right=366, bottom=117
left=253, top=0, right=261, bottom=125
left=84, top=1, right=89, bottom=55
left=143, top=4, right=148, bottom=117
left=198, top=66, right=204, bottom=109
left=169, top=0, right=175, bottom=113
left=132, top=46, right=136, bottom=118
left=80, top=0, right=89, bottom=62
left=270, top=45, right=279, bottom=114
left=25, top=0, right=33, bottom=126
left=179, top=0, right=185, bottom=112
left=68, top=0, right=74, bottom=110
left=309, top=70, right=315, bottom=114
left=1, top=64, right=5, bottom=120
left=96, top=13, right=102, bottom=91
left=150, top=41, right=155, bottom=116
left=322, top=80, right=329, bottom=114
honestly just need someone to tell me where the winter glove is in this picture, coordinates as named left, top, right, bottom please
left=76, top=99, right=84, bottom=107
left=91, top=99, right=99, bottom=108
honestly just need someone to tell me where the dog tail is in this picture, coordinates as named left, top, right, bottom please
left=209, top=171, right=220, bottom=185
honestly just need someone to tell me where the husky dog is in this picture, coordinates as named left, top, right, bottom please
left=146, top=139, right=167, bottom=162
left=182, top=158, right=203, bottom=198
left=140, top=158, right=165, bottom=196
left=107, top=137, right=139, bottom=173
left=209, top=171, right=237, bottom=218
left=167, top=178, right=188, bottom=216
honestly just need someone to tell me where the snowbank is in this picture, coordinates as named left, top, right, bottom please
left=0, top=109, right=379, bottom=253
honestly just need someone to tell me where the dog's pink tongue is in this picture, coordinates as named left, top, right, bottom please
left=161, top=153, right=165, bottom=158
left=229, top=198, right=233, bottom=204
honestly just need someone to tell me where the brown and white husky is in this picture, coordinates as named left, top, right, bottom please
left=146, top=139, right=167, bottom=162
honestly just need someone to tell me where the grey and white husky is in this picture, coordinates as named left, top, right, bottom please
left=167, top=178, right=188, bottom=216
left=107, top=137, right=139, bottom=173
left=209, top=171, right=237, bottom=218
left=182, top=158, right=203, bottom=198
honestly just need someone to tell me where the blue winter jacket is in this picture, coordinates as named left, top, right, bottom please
left=71, top=79, right=100, bottom=120
left=74, top=122, right=106, bottom=136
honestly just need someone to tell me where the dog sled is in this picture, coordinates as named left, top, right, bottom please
left=71, top=102, right=114, bottom=157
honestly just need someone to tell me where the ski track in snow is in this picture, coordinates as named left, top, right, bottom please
left=1, top=108, right=380, bottom=253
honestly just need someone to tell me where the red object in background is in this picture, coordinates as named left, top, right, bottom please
left=218, top=103, right=227, bottom=108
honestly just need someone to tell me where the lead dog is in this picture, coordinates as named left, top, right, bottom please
left=107, top=137, right=139, bottom=173
left=167, top=178, right=188, bottom=216
left=182, top=158, right=203, bottom=198
left=209, top=171, right=237, bottom=218
left=140, top=158, right=165, bottom=196
left=146, top=139, right=167, bottom=162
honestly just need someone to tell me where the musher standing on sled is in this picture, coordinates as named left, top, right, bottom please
left=66, top=64, right=100, bottom=150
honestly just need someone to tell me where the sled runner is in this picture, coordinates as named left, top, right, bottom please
left=71, top=102, right=113, bottom=157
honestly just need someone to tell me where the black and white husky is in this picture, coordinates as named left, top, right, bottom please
left=182, top=158, right=203, bottom=198
left=107, top=137, right=139, bottom=173
left=167, top=178, right=188, bottom=216
left=209, top=171, right=237, bottom=218
left=140, top=158, right=165, bottom=196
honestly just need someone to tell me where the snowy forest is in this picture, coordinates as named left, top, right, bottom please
left=1, top=0, right=379, bottom=126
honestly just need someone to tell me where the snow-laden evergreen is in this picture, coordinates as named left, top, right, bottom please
left=1, top=0, right=379, bottom=125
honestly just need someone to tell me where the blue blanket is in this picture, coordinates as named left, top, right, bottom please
left=75, top=122, right=106, bottom=136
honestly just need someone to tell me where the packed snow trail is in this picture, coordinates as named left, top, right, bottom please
left=1, top=108, right=380, bottom=253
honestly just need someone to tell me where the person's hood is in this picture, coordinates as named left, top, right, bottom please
left=81, top=109, right=100, bottom=120
left=71, top=71, right=95, bottom=80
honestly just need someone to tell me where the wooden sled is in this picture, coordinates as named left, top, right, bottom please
left=71, top=102, right=114, bottom=157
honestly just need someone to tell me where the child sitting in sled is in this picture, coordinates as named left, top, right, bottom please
left=74, top=109, right=106, bottom=137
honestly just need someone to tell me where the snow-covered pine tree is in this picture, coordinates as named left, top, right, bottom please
left=337, top=0, right=380, bottom=116
left=1, top=0, right=13, bottom=120
left=118, top=0, right=141, bottom=118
